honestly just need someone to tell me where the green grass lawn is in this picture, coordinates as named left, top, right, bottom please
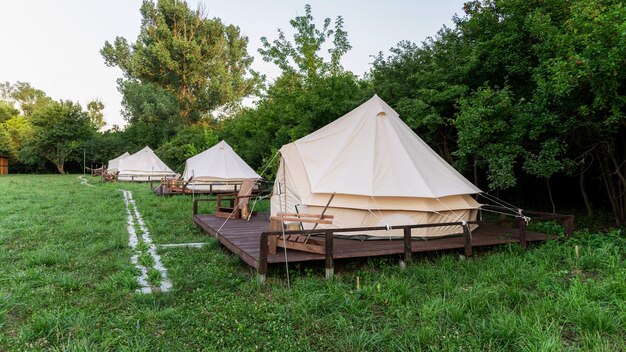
left=0, top=175, right=624, bottom=351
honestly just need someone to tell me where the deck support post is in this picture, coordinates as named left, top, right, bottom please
left=401, top=227, right=412, bottom=269
left=193, top=199, right=198, bottom=216
left=463, top=224, right=473, bottom=257
left=258, top=233, right=268, bottom=285
left=518, top=218, right=527, bottom=249
left=325, top=230, right=334, bottom=280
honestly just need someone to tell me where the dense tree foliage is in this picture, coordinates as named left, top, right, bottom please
left=0, top=82, right=106, bottom=173
left=101, top=0, right=256, bottom=126
left=223, top=4, right=369, bottom=176
left=156, top=124, right=218, bottom=169
left=3, top=1, right=626, bottom=225
left=21, top=101, right=95, bottom=174
left=87, top=99, right=106, bottom=130
left=371, top=0, right=626, bottom=224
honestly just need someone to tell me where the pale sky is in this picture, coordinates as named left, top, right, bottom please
left=0, top=0, right=466, bottom=128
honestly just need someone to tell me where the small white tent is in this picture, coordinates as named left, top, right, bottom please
left=117, top=146, right=175, bottom=181
left=182, top=140, right=261, bottom=191
left=271, top=95, right=482, bottom=238
left=106, top=152, right=130, bottom=174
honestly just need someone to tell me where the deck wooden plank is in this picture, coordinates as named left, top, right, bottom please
left=193, top=214, right=555, bottom=268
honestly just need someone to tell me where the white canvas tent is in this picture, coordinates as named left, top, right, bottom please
left=117, top=146, right=175, bottom=181
left=182, top=140, right=261, bottom=191
left=106, top=152, right=130, bottom=174
left=271, top=95, right=482, bottom=238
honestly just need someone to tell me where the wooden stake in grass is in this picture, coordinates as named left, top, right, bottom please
left=356, top=276, right=360, bottom=291
left=575, top=245, right=579, bottom=259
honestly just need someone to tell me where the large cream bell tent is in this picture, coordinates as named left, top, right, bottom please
left=270, top=95, right=482, bottom=238
left=117, top=146, right=176, bottom=181
left=182, top=140, right=262, bottom=191
left=106, top=151, right=130, bottom=174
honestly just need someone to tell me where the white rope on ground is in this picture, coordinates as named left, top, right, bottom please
left=77, top=176, right=94, bottom=187
left=126, top=191, right=173, bottom=292
left=158, top=242, right=211, bottom=248
left=121, top=189, right=172, bottom=293
left=121, top=190, right=152, bottom=294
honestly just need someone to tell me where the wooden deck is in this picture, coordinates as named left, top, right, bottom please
left=193, top=213, right=562, bottom=275
left=154, top=187, right=235, bottom=196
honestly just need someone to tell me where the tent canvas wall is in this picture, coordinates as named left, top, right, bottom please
left=271, top=95, right=482, bottom=238
left=106, top=152, right=130, bottom=174
left=117, top=147, right=175, bottom=181
left=182, top=140, right=261, bottom=191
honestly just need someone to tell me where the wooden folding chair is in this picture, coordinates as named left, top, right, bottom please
left=268, top=193, right=336, bottom=254
left=215, top=179, right=257, bottom=219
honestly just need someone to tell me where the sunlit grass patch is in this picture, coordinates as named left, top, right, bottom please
left=0, top=175, right=624, bottom=351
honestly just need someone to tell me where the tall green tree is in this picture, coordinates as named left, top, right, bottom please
left=369, top=0, right=626, bottom=224
left=259, top=4, right=351, bottom=79
left=22, top=101, right=94, bottom=174
left=527, top=0, right=626, bottom=223
left=101, top=0, right=256, bottom=124
left=116, top=81, right=180, bottom=148
left=0, top=125, right=12, bottom=156
left=371, top=32, right=472, bottom=163
left=0, top=81, right=52, bottom=117
left=0, top=101, right=19, bottom=123
left=1, top=115, right=32, bottom=161
left=156, top=124, right=218, bottom=168
left=86, top=99, right=106, bottom=129
left=222, top=5, right=367, bottom=176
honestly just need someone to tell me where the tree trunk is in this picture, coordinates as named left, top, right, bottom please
left=579, top=166, right=593, bottom=217
left=56, top=162, right=65, bottom=174
left=546, top=178, right=556, bottom=214
left=598, top=149, right=624, bottom=226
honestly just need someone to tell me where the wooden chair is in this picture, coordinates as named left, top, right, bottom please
left=162, top=174, right=187, bottom=193
left=215, top=179, right=257, bottom=219
left=102, top=171, right=119, bottom=182
left=268, top=213, right=334, bottom=254
left=268, top=193, right=336, bottom=254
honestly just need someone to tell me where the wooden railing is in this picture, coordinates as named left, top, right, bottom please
left=193, top=198, right=217, bottom=215
left=257, top=220, right=481, bottom=282
left=192, top=200, right=574, bottom=283
left=480, top=205, right=575, bottom=248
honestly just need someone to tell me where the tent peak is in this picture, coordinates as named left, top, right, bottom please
left=291, top=94, right=481, bottom=198
left=182, top=140, right=261, bottom=181
left=216, top=140, right=231, bottom=149
left=138, top=146, right=154, bottom=153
